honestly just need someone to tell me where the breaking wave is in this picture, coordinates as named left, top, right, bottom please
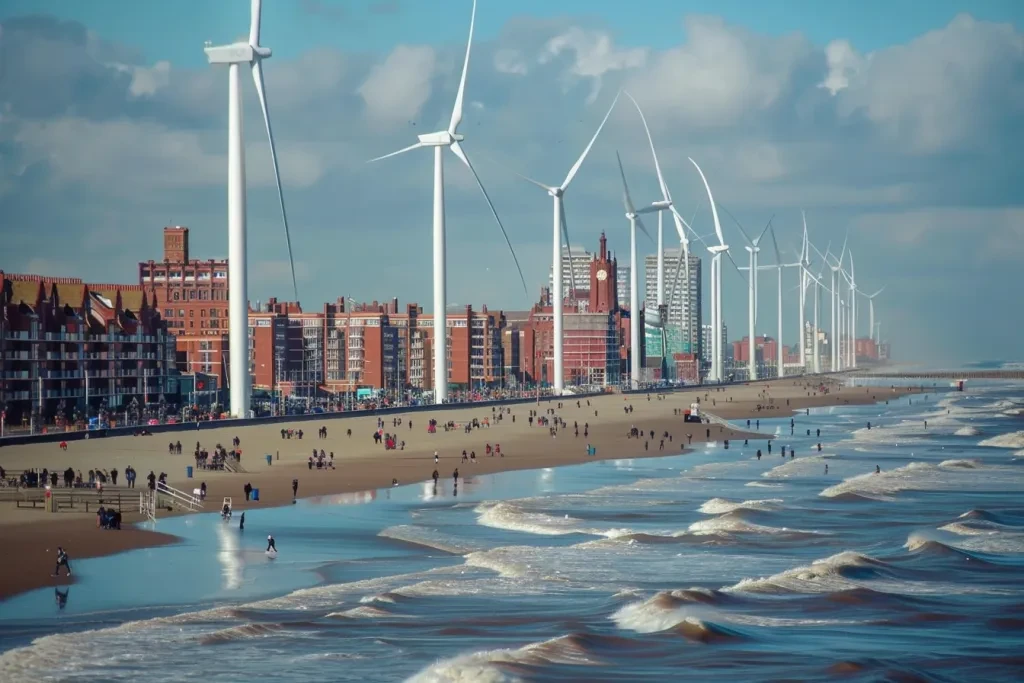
left=723, top=551, right=893, bottom=595
left=697, top=498, right=784, bottom=514
left=475, top=501, right=630, bottom=538
left=979, top=431, right=1024, bottom=449
left=955, top=426, right=981, bottom=436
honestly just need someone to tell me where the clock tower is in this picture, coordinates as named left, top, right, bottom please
left=589, top=232, right=618, bottom=313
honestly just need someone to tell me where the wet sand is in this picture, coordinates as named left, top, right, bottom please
left=0, top=377, right=920, bottom=600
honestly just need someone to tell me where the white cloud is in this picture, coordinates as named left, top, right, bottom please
left=624, top=16, right=810, bottom=128
left=541, top=27, right=646, bottom=103
left=357, top=45, right=436, bottom=126
left=833, top=14, right=1024, bottom=153
left=819, top=40, right=862, bottom=95
left=106, top=60, right=171, bottom=97
left=494, top=48, right=528, bottom=75
left=12, top=116, right=327, bottom=193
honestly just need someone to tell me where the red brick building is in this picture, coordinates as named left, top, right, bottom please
left=514, top=233, right=636, bottom=387
left=1, top=271, right=175, bottom=425
left=139, top=227, right=230, bottom=383
left=856, top=337, right=879, bottom=361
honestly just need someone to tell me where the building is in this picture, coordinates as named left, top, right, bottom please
left=1, top=271, right=175, bottom=426
left=522, top=233, right=635, bottom=387
left=616, top=263, right=631, bottom=307
left=643, top=248, right=702, bottom=359
left=700, top=323, right=727, bottom=364
left=139, top=227, right=230, bottom=384
left=855, top=337, right=879, bottom=361
left=548, top=244, right=595, bottom=304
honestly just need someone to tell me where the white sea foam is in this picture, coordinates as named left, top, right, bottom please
left=762, top=455, right=832, bottom=479
left=697, top=498, right=784, bottom=514
left=723, top=551, right=881, bottom=594
left=745, top=481, right=784, bottom=488
left=405, top=634, right=600, bottom=683
left=687, top=515, right=816, bottom=537
left=475, top=501, right=631, bottom=538
left=379, top=525, right=483, bottom=555
left=955, top=426, right=981, bottom=436
left=979, top=431, right=1024, bottom=449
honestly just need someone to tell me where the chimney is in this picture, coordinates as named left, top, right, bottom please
left=599, top=232, right=607, bottom=260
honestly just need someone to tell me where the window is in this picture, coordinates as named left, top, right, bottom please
left=178, top=309, right=185, bottom=317
left=189, top=309, right=194, bottom=317
left=189, top=290, right=196, bottom=300
left=189, top=321, right=194, bottom=329
left=201, top=309, right=206, bottom=317
left=173, top=291, right=179, bottom=301
left=164, top=309, right=173, bottom=318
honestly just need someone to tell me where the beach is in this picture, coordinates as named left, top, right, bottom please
left=0, top=376, right=920, bottom=601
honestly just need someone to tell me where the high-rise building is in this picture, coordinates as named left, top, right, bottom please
left=643, top=249, right=701, bottom=358
left=701, top=323, right=727, bottom=364
left=616, top=263, right=630, bottom=307
left=548, top=244, right=595, bottom=303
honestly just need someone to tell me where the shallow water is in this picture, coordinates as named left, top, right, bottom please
left=2, top=382, right=1024, bottom=682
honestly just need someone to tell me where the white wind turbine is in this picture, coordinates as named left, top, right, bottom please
left=766, top=223, right=797, bottom=378
left=733, top=216, right=773, bottom=380
left=796, top=212, right=811, bottom=371
left=808, top=240, right=834, bottom=374
left=615, top=152, right=654, bottom=390
left=845, top=254, right=858, bottom=368
left=688, top=159, right=731, bottom=383
left=862, top=286, right=885, bottom=347
left=367, top=0, right=526, bottom=404
left=624, top=92, right=700, bottom=376
left=814, top=236, right=847, bottom=372
left=503, top=92, right=620, bottom=394
left=205, top=0, right=297, bottom=418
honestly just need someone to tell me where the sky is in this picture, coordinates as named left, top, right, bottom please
left=1, top=1, right=1022, bottom=365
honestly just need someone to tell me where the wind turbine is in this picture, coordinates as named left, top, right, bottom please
left=862, top=286, right=885, bottom=347
left=766, top=223, right=793, bottom=378
left=624, top=92, right=699, bottom=379
left=846, top=254, right=858, bottom=368
left=797, top=212, right=811, bottom=371
left=733, top=216, right=773, bottom=380
left=205, top=0, right=297, bottom=418
left=808, top=240, right=833, bottom=374
left=616, top=152, right=653, bottom=390
left=503, top=92, right=620, bottom=394
left=688, top=159, right=731, bottom=383
left=816, top=235, right=846, bottom=372
left=367, top=0, right=526, bottom=404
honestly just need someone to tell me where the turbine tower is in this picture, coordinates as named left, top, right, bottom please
left=766, top=223, right=790, bottom=378
left=625, top=92, right=700, bottom=376
left=862, top=286, right=885, bottom=348
left=734, top=217, right=772, bottom=380
left=848, top=254, right=858, bottom=368
left=503, top=93, right=620, bottom=394
left=616, top=152, right=653, bottom=390
left=689, top=158, right=729, bottom=383
left=798, top=213, right=811, bottom=371
left=367, top=0, right=526, bottom=404
left=205, top=0, right=298, bottom=418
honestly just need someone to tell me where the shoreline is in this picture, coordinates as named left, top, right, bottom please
left=0, top=378, right=926, bottom=601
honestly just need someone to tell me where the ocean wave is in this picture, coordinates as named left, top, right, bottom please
left=197, top=622, right=286, bottom=645
left=475, top=501, right=631, bottom=538
left=955, top=426, right=981, bottom=436
left=762, top=455, right=832, bottom=479
left=405, top=633, right=606, bottom=682
left=745, top=481, right=784, bottom=488
left=818, top=460, right=992, bottom=500
left=687, top=514, right=818, bottom=538
left=723, top=551, right=891, bottom=595
left=326, top=605, right=413, bottom=620
left=979, top=431, right=1024, bottom=449
left=902, top=533, right=1013, bottom=563
left=379, top=525, right=483, bottom=555
left=697, top=497, right=785, bottom=514
left=610, top=596, right=745, bottom=641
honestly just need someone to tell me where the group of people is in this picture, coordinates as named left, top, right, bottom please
left=4, top=465, right=139, bottom=489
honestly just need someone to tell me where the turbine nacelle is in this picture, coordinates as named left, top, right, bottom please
left=417, top=130, right=464, bottom=146
left=205, top=42, right=257, bottom=64
left=708, top=244, right=730, bottom=255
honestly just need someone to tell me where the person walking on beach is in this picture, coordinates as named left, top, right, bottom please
left=267, top=535, right=277, bottom=553
left=239, top=512, right=245, bottom=531
left=453, top=468, right=459, bottom=484
left=292, top=478, right=299, bottom=500
left=53, top=547, right=71, bottom=577
left=434, top=450, right=439, bottom=464
left=432, top=469, right=439, bottom=485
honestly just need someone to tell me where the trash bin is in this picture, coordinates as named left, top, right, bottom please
left=186, top=465, right=194, bottom=478
left=251, top=488, right=260, bottom=501
left=45, top=488, right=56, bottom=513
left=265, top=454, right=272, bottom=466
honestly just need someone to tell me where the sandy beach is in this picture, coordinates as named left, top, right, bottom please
left=0, top=376, right=921, bottom=600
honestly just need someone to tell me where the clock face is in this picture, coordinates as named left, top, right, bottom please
left=596, top=269, right=608, bottom=281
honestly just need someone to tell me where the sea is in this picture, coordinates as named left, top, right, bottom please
left=2, top=379, right=1024, bottom=682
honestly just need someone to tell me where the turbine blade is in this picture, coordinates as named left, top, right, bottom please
left=249, top=0, right=262, bottom=46
left=767, top=220, right=781, bottom=263
left=449, top=140, right=528, bottom=294
left=561, top=90, right=620, bottom=191
left=870, top=286, right=886, bottom=298
left=483, top=156, right=551, bottom=191
left=624, top=91, right=669, bottom=201
left=367, top=142, right=425, bottom=163
left=838, top=231, right=849, bottom=265
left=666, top=246, right=686, bottom=312
left=448, top=0, right=476, bottom=135
left=635, top=214, right=653, bottom=242
left=559, top=201, right=577, bottom=299
left=718, top=201, right=754, bottom=246
left=252, top=59, right=297, bottom=300
left=688, top=157, right=725, bottom=247
left=755, top=216, right=773, bottom=247
left=615, top=151, right=636, bottom=214
left=668, top=205, right=693, bottom=245
left=724, top=249, right=744, bottom=277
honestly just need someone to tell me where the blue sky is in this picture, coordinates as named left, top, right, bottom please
left=1, top=1, right=1022, bottom=364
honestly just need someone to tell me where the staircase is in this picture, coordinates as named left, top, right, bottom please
left=140, top=490, right=157, bottom=521
left=156, top=481, right=204, bottom=512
